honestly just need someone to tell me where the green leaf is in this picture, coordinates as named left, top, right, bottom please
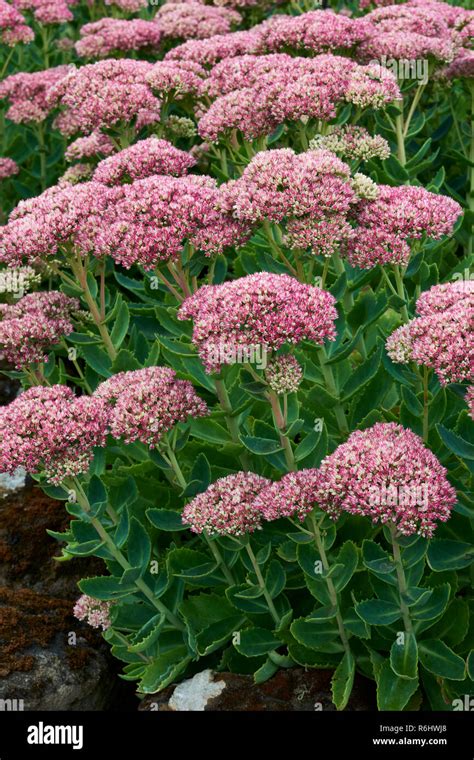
left=355, top=600, right=401, bottom=626
left=111, top=301, right=130, bottom=349
left=265, top=560, right=286, bottom=598
left=390, top=632, right=418, bottom=679
left=341, top=342, right=383, bottom=402
left=167, top=548, right=217, bottom=582
left=235, top=627, right=281, bottom=658
left=80, top=345, right=112, bottom=377
left=190, top=418, right=230, bottom=444
left=128, top=614, right=165, bottom=653
left=79, top=575, right=134, bottom=600
left=331, top=651, right=355, bottom=711
left=436, top=424, right=474, bottom=460
left=146, top=508, right=186, bottom=532
left=240, top=435, right=283, bottom=455
left=418, top=640, right=466, bottom=680
left=376, top=661, right=419, bottom=711
left=180, top=592, right=243, bottom=656
left=290, top=618, right=345, bottom=654
left=127, top=518, right=151, bottom=576
left=139, top=646, right=191, bottom=693
left=362, top=540, right=395, bottom=576
left=427, top=540, right=474, bottom=571
left=411, top=583, right=450, bottom=621
left=332, top=541, right=359, bottom=592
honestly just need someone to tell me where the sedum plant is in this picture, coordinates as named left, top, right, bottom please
left=0, top=0, right=473, bottom=713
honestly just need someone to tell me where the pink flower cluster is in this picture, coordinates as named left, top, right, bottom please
left=316, top=422, right=457, bottom=537
left=198, top=55, right=400, bottom=141
left=165, top=29, right=263, bottom=65
left=94, top=367, right=208, bottom=447
left=47, top=59, right=159, bottom=136
left=178, top=272, right=338, bottom=373
left=358, top=1, right=461, bottom=63
left=386, top=281, right=474, bottom=385
left=146, top=60, right=206, bottom=97
left=0, top=0, right=33, bottom=45
left=220, top=148, right=355, bottom=223
left=73, top=594, right=112, bottom=631
left=0, top=385, right=108, bottom=484
left=255, top=9, right=370, bottom=55
left=75, top=18, right=162, bottom=59
left=65, top=131, right=115, bottom=163
left=92, top=137, right=196, bottom=185
left=253, top=469, right=321, bottom=522
left=155, top=3, right=241, bottom=41
left=91, top=174, right=249, bottom=267
left=0, top=65, right=72, bottom=124
left=182, top=471, right=271, bottom=535
left=0, top=181, right=118, bottom=265
left=0, top=157, right=19, bottom=180
left=310, top=125, right=391, bottom=162
left=346, top=185, right=462, bottom=268
left=12, top=0, right=73, bottom=25
left=440, top=48, right=474, bottom=80
left=0, top=290, right=78, bottom=368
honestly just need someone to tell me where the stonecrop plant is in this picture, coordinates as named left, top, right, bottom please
left=0, top=0, right=473, bottom=713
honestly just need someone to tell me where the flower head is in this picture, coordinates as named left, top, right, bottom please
left=75, top=18, right=162, bottom=59
left=65, top=131, right=115, bottom=163
left=0, top=0, right=33, bottom=45
left=0, top=157, right=19, bottom=180
left=94, top=367, right=208, bottom=447
left=0, top=66, right=73, bottom=124
left=73, top=594, right=112, bottom=630
left=265, top=354, right=303, bottom=395
left=178, top=272, right=338, bottom=373
left=309, top=125, right=390, bottom=162
left=155, top=3, right=241, bottom=41
left=0, top=291, right=78, bottom=368
left=253, top=469, right=321, bottom=522
left=92, top=137, right=196, bottom=185
left=317, top=422, right=457, bottom=537
left=182, top=471, right=271, bottom=535
left=0, top=385, right=108, bottom=484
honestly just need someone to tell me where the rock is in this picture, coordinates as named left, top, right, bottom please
left=0, top=486, right=128, bottom=711
left=169, top=670, right=226, bottom=711
left=138, top=667, right=376, bottom=712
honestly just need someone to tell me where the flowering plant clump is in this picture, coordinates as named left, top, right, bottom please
left=0, top=0, right=472, bottom=717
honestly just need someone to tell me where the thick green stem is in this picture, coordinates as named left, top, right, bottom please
left=163, top=444, right=187, bottom=490
left=317, top=347, right=348, bottom=435
left=422, top=366, right=429, bottom=443
left=214, top=377, right=250, bottom=470
left=205, top=533, right=235, bottom=586
left=244, top=541, right=281, bottom=627
left=69, top=258, right=117, bottom=361
left=395, top=112, right=406, bottom=166
left=389, top=524, right=414, bottom=635
left=67, top=479, right=185, bottom=630
left=266, top=390, right=296, bottom=472
left=308, top=514, right=351, bottom=656
left=331, top=251, right=353, bottom=310
left=393, top=264, right=410, bottom=323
